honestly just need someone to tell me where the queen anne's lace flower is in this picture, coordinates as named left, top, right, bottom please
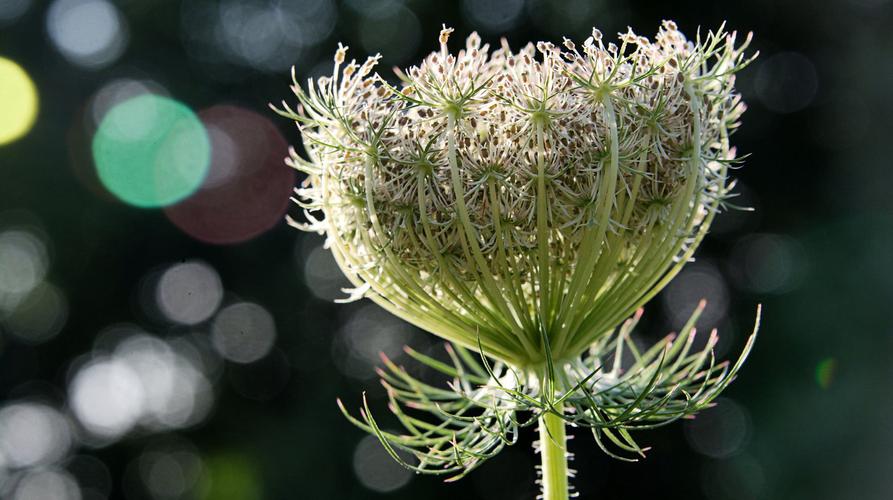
left=277, top=21, right=753, bottom=367
left=275, top=22, right=759, bottom=483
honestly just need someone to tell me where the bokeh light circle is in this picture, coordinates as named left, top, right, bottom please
left=68, top=79, right=170, bottom=201
left=3, top=282, right=69, bottom=344
left=164, top=106, right=294, bottom=244
left=92, top=94, right=210, bottom=208
left=180, top=0, right=336, bottom=75
left=46, top=0, right=128, bottom=69
left=815, top=357, right=838, bottom=389
left=663, top=261, right=729, bottom=330
left=155, top=260, right=223, bottom=325
left=358, top=5, right=421, bottom=66
left=12, top=468, right=82, bottom=500
left=462, top=0, right=525, bottom=33
left=211, top=302, right=276, bottom=364
left=730, top=233, right=807, bottom=294
left=68, top=358, right=146, bottom=440
left=0, top=0, right=33, bottom=27
left=754, top=52, right=818, bottom=114
left=353, top=435, right=412, bottom=493
left=0, top=228, right=48, bottom=297
left=334, top=305, right=416, bottom=380
left=684, top=398, right=751, bottom=459
left=0, top=58, right=38, bottom=145
left=114, top=335, right=214, bottom=430
left=137, top=441, right=204, bottom=499
left=300, top=239, right=353, bottom=302
left=0, top=402, right=73, bottom=468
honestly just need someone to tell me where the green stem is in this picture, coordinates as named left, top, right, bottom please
left=538, top=407, right=569, bottom=500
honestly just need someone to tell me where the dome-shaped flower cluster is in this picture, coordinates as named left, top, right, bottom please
left=277, top=22, right=753, bottom=368
left=277, top=22, right=759, bottom=483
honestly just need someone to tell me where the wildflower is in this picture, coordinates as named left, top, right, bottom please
left=275, top=21, right=758, bottom=499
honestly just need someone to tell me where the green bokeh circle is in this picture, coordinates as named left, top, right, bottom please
left=92, top=94, right=210, bottom=208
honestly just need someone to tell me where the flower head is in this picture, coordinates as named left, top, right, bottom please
left=277, top=21, right=754, bottom=368
left=275, top=22, right=759, bottom=475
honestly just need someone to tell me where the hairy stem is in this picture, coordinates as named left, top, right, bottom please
left=538, top=407, right=569, bottom=500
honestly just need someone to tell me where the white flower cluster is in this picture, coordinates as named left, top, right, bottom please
left=276, top=22, right=754, bottom=367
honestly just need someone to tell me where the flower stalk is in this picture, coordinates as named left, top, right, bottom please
left=539, top=407, right=569, bottom=500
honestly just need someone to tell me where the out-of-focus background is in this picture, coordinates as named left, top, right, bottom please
left=0, top=0, right=891, bottom=499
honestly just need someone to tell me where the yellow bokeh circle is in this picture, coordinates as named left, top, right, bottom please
left=0, top=57, right=39, bottom=145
